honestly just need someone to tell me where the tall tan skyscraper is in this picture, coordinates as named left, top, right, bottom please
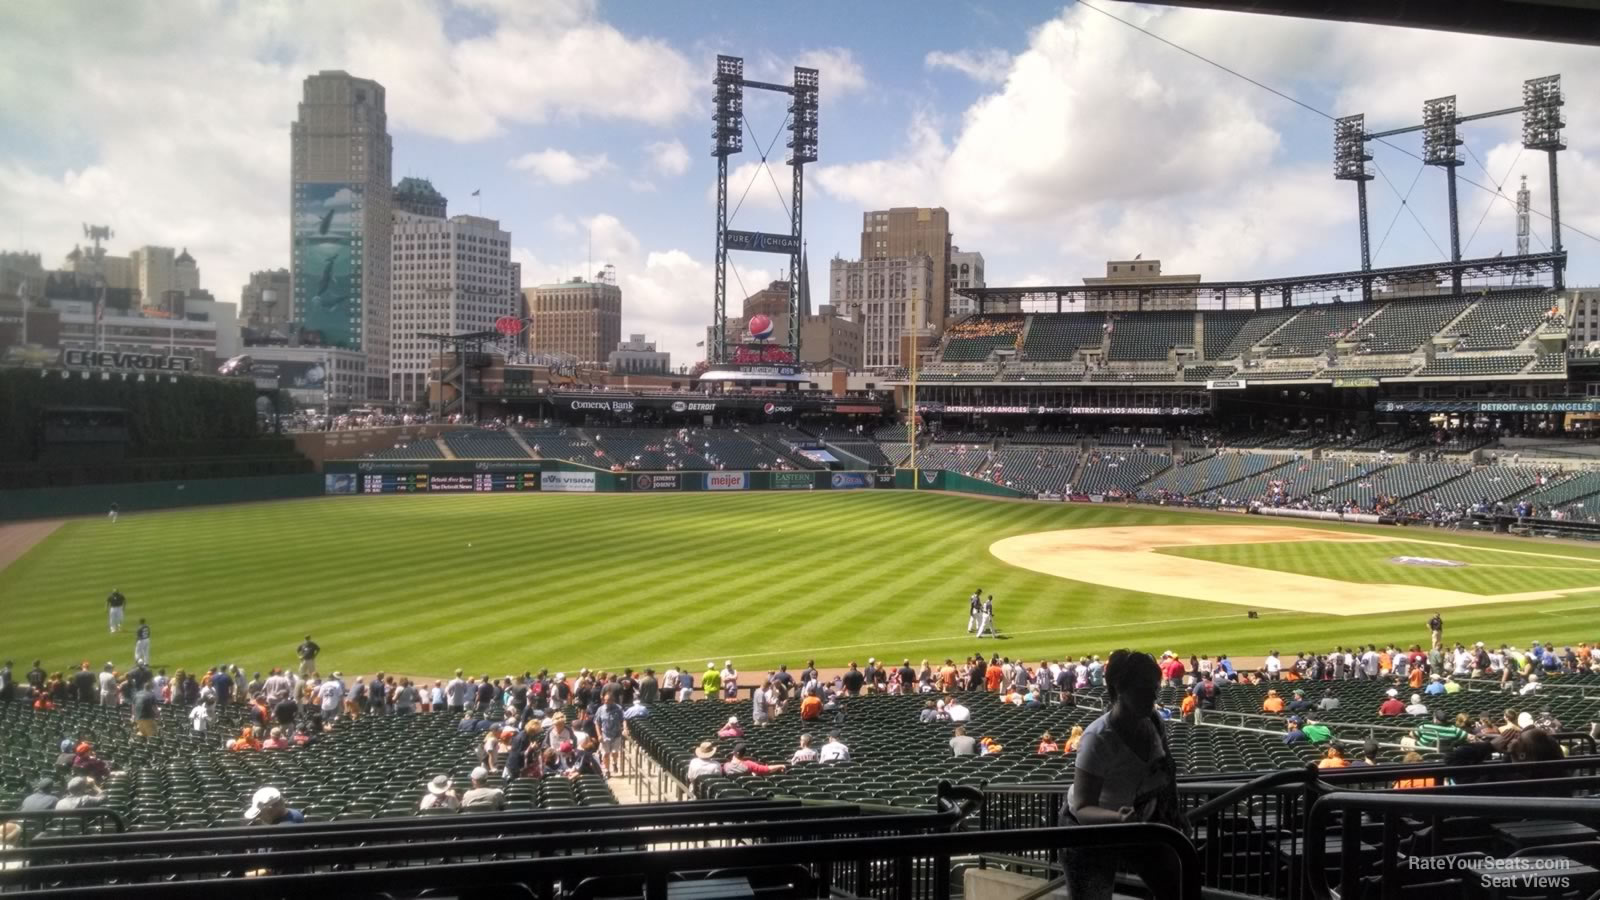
left=859, top=207, right=951, bottom=330
left=525, top=277, right=622, bottom=365
left=290, top=70, right=393, bottom=403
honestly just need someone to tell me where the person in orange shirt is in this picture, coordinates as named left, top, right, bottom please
left=799, top=692, right=822, bottom=721
left=1391, top=752, right=1438, bottom=789
left=985, top=662, right=1004, bottom=692
left=1408, top=665, right=1425, bottom=691
left=1378, top=648, right=1393, bottom=676
left=1317, top=746, right=1349, bottom=769
left=1180, top=693, right=1198, bottom=719
left=938, top=660, right=958, bottom=691
left=1261, top=689, right=1285, bottom=714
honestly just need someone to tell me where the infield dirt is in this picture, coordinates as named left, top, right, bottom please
left=989, top=524, right=1600, bottom=615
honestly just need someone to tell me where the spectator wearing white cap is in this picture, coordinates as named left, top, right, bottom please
left=1405, top=694, right=1429, bottom=716
left=244, top=786, right=302, bottom=825
left=460, top=767, right=506, bottom=810
left=420, top=774, right=459, bottom=811
left=1378, top=688, right=1405, bottom=716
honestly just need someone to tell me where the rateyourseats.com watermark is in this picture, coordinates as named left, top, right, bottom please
left=1408, top=855, right=1575, bottom=890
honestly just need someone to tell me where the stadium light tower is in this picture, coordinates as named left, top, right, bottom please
left=1422, top=95, right=1464, bottom=292
left=1522, top=74, right=1566, bottom=288
left=1333, top=114, right=1374, bottom=302
left=708, top=55, right=817, bottom=366
left=710, top=55, right=745, bottom=367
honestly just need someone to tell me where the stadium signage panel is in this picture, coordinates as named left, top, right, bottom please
left=1333, top=377, right=1380, bottom=389
left=541, top=471, right=597, bottom=492
left=633, top=473, right=681, bottom=491
left=762, top=402, right=794, bottom=414
left=772, top=472, right=813, bottom=490
left=428, top=475, right=475, bottom=492
left=738, top=364, right=799, bottom=377
left=472, top=461, right=536, bottom=472
left=64, top=349, right=193, bottom=372
left=570, top=399, right=635, bottom=412
left=724, top=230, right=802, bottom=254
left=1376, top=400, right=1600, bottom=413
left=916, top=402, right=1204, bottom=416
left=669, top=400, right=718, bottom=412
left=706, top=472, right=748, bottom=490
left=830, top=404, right=881, bottom=414
left=830, top=472, right=873, bottom=490
left=1206, top=380, right=1245, bottom=390
left=874, top=473, right=896, bottom=487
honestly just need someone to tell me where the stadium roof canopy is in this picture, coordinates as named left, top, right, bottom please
left=1111, top=0, right=1600, bottom=46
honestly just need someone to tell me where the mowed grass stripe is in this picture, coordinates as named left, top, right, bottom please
left=9, top=492, right=1600, bottom=676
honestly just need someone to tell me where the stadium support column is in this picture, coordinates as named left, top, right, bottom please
left=1422, top=96, right=1464, bottom=293
left=1333, top=115, right=1374, bottom=303
left=1522, top=76, right=1566, bottom=290
left=713, top=153, right=729, bottom=364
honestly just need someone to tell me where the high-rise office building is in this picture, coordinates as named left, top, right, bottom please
left=525, top=277, right=622, bottom=365
left=393, top=177, right=448, bottom=218
left=241, top=268, right=293, bottom=331
left=829, top=253, right=934, bottom=370
left=390, top=212, right=514, bottom=404
left=946, top=246, right=986, bottom=319
left=859, top=207, right=951, bottom=330
left=290, top=70, right=393, bottom=402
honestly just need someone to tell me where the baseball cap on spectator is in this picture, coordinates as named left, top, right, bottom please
left=66, top=777, right=90, bottom=795
left=1385, top=689, right=1398, bottom=698
left=244, top=786, right=282, bottom=820
left=59, top=739, right=73, bottom=753
left=75, top=742, right=92, bottom=755
left=470, top=766, right=489, bottom=781
left=559, top=741, right=575, bottom=753
left=726, top=716, right=738, bottom=726
left=34, top=777, right=54, bottom=792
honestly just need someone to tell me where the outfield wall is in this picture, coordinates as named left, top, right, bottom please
left=0, top=474, right=324, bottom=521
left=319, top=459, right=901, bottom=494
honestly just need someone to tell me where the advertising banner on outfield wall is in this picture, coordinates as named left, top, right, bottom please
left=632, top=473, right=681, bottom=491
left=772, top=472, right=814, bottom=490
left=324, top=474, right=356, bottom=495
left=875, top=473, right=896, bottom=488
left=541, top=471, right=597, bottom=493
left=830, top=472, right=873, bottom=490
left=705, top=471, right=748, bottom=491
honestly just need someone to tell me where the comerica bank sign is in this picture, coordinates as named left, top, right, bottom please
left=64, top=350, right=195, bottom=372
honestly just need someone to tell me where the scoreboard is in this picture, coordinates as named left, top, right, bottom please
left=362, top=473, right=427, bottom=493
left=357, top=473, right=538, bottom=493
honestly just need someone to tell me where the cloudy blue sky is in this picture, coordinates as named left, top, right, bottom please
left=3, top=0, right=1598, bottom=364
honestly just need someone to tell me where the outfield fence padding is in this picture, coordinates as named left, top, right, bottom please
left=0, top=474, right=325, bottom=522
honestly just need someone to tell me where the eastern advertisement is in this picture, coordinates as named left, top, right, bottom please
left=541, top=471, right=597, bottom=493
left=293, top=183, right=363, bottom=349
left=253, top=360, right=327, bottom=391
left=772, top=472, right=814, bottom=490
left=705, top=471, right=748, bottom=491
left=830, top=472, right=872, bottom=490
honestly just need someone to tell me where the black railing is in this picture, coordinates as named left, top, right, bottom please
left=0, top=809, right=125, bottom=848
left=0, top=823, right=1200, bottom=900
left=1305, top=792, right=1600, bottom=900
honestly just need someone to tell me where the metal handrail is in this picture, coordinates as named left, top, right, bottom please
left=0, top=823, right=1202, bottom=900
left=1305, top=792, right=1600, bottom=900
left=1185, top=765, right=1323, bottom=823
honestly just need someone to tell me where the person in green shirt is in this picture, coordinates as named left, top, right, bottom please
left=701, top=663, right=722, bottom=700
left=1414, top=711, right=1468, bottom=749
left=1301, top=716, right=1333, bottom=743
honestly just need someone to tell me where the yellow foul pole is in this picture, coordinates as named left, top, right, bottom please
left=909, top=286, right=919, bottom=490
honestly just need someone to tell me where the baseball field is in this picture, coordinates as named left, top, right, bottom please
left=3, top=491, right=1599, bottom=679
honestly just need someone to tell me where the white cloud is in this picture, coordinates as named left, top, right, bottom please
left=0, top=0, right=702, bottom=345
left=924, top=48, right=1013, bottom=84
left=516, top=214, right=771, bottom=365
left=707, top=160, right=795, bottom=219
left=646, top=139, right=691, bottom=177
left=794, top=47, right=866, bottom=95
left=509, top=148, right=613, bottom=185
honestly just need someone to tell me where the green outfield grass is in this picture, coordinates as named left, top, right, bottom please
left=1158, top=538, right=1600, bottom=596
left=4, top=492, right=1600, bottom=679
